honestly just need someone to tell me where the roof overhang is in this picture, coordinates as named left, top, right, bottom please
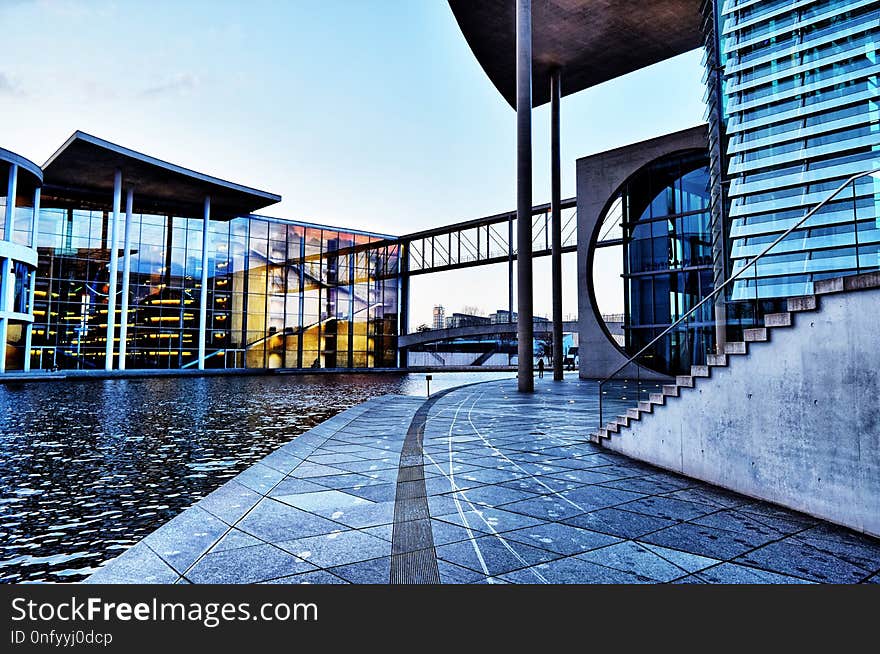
left=448, top=0, right=703, bottom=108
left=0, top=146, right=43, bottom=194
left=41, top=131, right=281, bottom=220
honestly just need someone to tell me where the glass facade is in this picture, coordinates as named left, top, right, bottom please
left=620, top=150, right=715, bottom=375
left=29, top=209, right=399, bottom=371
left=719, top=0, right=880, bottom=301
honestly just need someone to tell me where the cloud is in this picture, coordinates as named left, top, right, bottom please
left=140, top=73, right=200, bottom=98
left=0, top=72, right=23, bottom=96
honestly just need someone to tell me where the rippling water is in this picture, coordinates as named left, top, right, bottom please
left=0, top=371, right=511, bottom=583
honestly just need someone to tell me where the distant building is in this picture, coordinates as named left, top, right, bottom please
left=432, top=305, right=445, bottom=330
left=490, top=309, right=516, bottom=324
left=445, top=313, right=491, bottom=329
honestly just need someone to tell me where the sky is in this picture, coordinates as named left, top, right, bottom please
left=0, top=0, right=707, bottom=326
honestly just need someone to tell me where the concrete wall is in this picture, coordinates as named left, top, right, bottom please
left=576, top=125, right=707, bottom=381
left=605, top=286, right=880, bottom=537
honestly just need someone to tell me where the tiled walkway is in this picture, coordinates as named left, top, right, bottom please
left=86, top=378, right=880, bottom=584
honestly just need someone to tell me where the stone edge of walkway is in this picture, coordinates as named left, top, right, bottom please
left=82, top=393, right=423, bottom=584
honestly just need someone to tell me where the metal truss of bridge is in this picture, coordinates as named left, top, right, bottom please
left=399, top=198, right=579, bottom=277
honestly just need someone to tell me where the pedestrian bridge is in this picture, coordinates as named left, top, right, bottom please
left=398, top=320, right=581, bottom=349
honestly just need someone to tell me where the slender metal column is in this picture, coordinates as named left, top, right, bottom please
left=104, top=170, right=122, bottom=370
left=118, top=188, right=134, bottom=369
left=516, top=0, right=534, bottom=393
left=550, top=68, right=564, bottom=381
left=398, top=241, right=409, bottom=368
left=508, top=215, right=514, bottom=323
left=197, top=195, right=211, bottom=370
left=23, top=186, right=41, bottom=372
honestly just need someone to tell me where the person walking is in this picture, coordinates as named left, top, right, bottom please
left=537, top=358, right=545, bottom=379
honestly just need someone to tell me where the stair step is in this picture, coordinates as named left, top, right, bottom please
left=691, top=365, right=710, bottom=377
left=724, top=342, right=747, bottom=355
left=596, top=428, right=609, bottom=441
left=662, top=384, right=679, bottom=397
left=814, top=277, right=844, bottom=295
left=787, top=295, right=817, bottom=312
left=589, top=433, right=601, bottom=444
left=744, top=328, right=768, bottom=342
left=676, top=375, right=694, bottom=388
left=707, top=354, right=728, bottom=367
left=626, top=408, right=642, bottom=419
left=649, top=393, right=665, bottom=405
left=605, top=422, right=619, bottom=433
left=765, top=312, right=792, bottom=327
left=637, top=401, right=653, bottom=413
left=616, top=415, right=630, bottom=428
left=843, top=270, right=880, bottom=291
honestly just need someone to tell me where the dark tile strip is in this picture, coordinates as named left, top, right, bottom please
left=390, top=389, right=460, bottom=584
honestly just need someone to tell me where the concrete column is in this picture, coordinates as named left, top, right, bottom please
left=550, top=68, right=564, bottom=381
left=118, top=188, right=134, bottom=370
left=1, top=164, right=18, bottom=374
left=198, top=195, right=211, bottom=370
left=104, top=169, right=122, bottom=370
left=23, top=186, right=41, bottom=372
left=516, top=0, right=534, bottom=393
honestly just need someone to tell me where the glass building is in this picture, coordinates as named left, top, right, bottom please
left=712, top=0, right=880, bottom=302
left=2, top=132, right=399, bottom=373
left=618, top=150, right=714, bottom=375
left=28, top=212, right=399, bottom=371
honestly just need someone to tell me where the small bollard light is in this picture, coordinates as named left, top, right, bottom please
left=426, top=374, right=433, bottom=398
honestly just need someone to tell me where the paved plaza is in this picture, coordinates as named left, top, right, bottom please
left=87, top=378, right=880, bottom=584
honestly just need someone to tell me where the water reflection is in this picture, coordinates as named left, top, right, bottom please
left=0, top=371, right=511, bottom=583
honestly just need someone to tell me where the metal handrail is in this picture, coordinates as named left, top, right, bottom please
left=597, top=167, right=880, bottom=429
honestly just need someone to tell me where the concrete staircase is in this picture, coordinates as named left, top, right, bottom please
left=591, top=271, right=880, bottom=444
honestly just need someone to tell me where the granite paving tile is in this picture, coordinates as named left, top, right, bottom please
left=502, top=522, right=622, bottom=555
left=563, top=507, right=678, bottom=539
left=435, top=534, right=562, bottom=577
left=237, top=498, right=344, bottom=543
left=500, top=557, right=655, bottom=584
left=187, top=543, right=316, bottom=583
left=575, top=541, right=694, bottom=582
left=262, top=570, right=348, bottom=584
left=328, top=556, right=391, bottom=583
left=197, top=480, right=264, bottom=525
left=733, top=539, right=872, bottom=583
left=617, top=496, right=718, bottom=522
left=694, top=563, right=814, bottom=584
left=142, top=506, right=229, bottom=573
left=272, top=489, right=373, bottom=516
left=279, top=529, right=391, bottom=568
left=84, top=542, right=179, bottom=584
left=640, top=522, right=775, bottom=560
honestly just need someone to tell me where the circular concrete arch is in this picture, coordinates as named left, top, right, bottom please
left=576, top=125, right=708, bottom=380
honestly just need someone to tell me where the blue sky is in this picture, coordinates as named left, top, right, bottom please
left=0, top=0, right=707, bottom=324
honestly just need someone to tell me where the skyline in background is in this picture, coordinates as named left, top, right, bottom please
left=0, top=0, right=706, bottom=325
